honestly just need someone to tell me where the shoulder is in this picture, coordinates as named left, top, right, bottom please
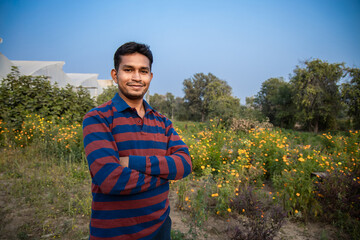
left=149, top=108, right=173, bottom=127
left=83, top=99, right=116, bottom=126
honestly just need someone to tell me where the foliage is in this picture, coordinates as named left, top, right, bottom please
left=315, top=169, right=360, bottom=239
left=0, top=67, right=95, bottom=129
left=230, top=186, right=286, bottom=240
left=173, top=120, right=359, bottom=238
left=341, top=67, right=360, bottom=129
left=183, top=73, right=240, bottom=123
left=96, top=85, right=117, bottom=105
left=290, top=59, right=344, bottom=133
left=254, top=77, right=295, bottom=128
left=1, top=116, right=359, bottom=239
left=230, top=117, right=273, bottom=133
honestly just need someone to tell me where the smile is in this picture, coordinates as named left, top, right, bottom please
left=127, top=83, right=145, bottom=87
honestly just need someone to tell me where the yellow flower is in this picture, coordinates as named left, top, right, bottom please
left=227, top=208, right=231, bottom=213
left=296, top=193, right=300, bottom=197
left=217, top=184, right=222, bottom=188
left=211, top=193, right=219, bottom=197
left=201, top=166, right=205, bottom=169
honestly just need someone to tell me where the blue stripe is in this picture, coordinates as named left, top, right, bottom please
left=83, top=116, right=111, bottom=128
left=83, top=132, right=115, bottom=147
left=177, top=154, right=191, bottom=178
left=166, top=156, right=177, bottom=179
left=87, top=148, right=119, bottom=166
left=112, top=124, right=166, bottom=135
left=112, top=124, right=140, bottom=134
left=93, top=163, right=119, bottom=186
left=92, top=104, right=113, bottom=113
left=91, top=208, right=169, bottom=238
left=168, top=139, right=185, bottom=148
left=131, top=172, right=145, bottom=194
left=109, top=167, right=132, bottom=194
left=149, top=156, right=160, bottom=175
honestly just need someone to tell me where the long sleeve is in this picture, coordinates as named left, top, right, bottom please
left=128, top=121, right=192, bottom=180
left=83, top=110, right=167, bottom=195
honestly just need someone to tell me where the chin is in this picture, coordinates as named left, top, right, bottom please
left=123, top=92, right=146, bottom=100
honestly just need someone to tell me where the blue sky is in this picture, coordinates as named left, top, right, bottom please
left=1, top=0, right=359, bottom=102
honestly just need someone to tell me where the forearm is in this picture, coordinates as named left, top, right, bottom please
left=127, top=146, right=192, bottom=180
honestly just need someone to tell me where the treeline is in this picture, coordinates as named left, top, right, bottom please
left=1, top=59, right=359, bottom=133
left=97, top=73, right=253, bottom=125
left=253, top=59, right=359, bottom=132
left=105, top=59, right=357, bottom=133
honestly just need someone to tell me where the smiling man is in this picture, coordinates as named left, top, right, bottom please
left=82, top=42, right=192, bottom=240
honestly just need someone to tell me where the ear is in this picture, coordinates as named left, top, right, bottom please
left=150, top=72, right=153, bottom=83
left=111, top=69, right=118, bottom=84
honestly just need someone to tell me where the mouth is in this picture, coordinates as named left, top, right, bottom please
left=127, top=83, right=145, bottom=87
left=126, top=83, right=145, bottom=90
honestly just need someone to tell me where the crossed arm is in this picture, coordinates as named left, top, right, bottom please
left=83, top=111, right=192, bottom=195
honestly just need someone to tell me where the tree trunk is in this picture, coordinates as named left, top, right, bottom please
left=314, top=120, right=319, bottom=133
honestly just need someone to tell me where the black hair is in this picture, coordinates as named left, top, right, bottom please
left=113, top=42, right=153, bottom=71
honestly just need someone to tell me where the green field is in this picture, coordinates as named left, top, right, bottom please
left=0, top=117, right=359, bottom=239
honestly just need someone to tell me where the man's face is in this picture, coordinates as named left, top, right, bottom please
left=111, top=52, right=153, bottom=101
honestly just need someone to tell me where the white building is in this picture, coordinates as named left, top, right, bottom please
left=0, top=52, right=114, bottom=97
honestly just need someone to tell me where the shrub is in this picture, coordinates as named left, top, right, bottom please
left=230, top=186, right=286, bottom=240
left=0, top=67, right=95, bottom=129
left=230, top=118, right=273, bottom=133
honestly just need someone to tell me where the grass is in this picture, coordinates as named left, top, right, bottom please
left=0, top=117, right=359, bottom=239
left=0, top=145, right=91, bottom=239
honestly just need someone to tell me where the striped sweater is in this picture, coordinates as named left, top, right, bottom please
left=83, top=93, right=192, bottom=240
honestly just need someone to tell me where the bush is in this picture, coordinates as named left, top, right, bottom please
left=230, top=118, right=273, bottom=133
left=230, top=186, right=286, bottom=240
left=0, top=67, right=95, bottom=129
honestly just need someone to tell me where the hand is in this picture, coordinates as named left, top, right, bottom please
left=119, top=156, right=129, bottom=168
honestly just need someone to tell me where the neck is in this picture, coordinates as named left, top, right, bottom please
left=119, top=92, right=144, bottom=115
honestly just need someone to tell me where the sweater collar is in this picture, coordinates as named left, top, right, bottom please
left=112, top=93, right=154, bottom=113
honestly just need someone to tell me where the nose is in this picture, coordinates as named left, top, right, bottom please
left=132, top=70, right=141, bottom=81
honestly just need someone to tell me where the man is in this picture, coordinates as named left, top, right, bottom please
left=83, top=42, right=192, bottom=240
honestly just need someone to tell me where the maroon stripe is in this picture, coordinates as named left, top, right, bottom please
left=99, top=167, right=124, bottom=194
left=90, top=156, right=118, bottom=176
left=92, top=191, right=168, bottom=210
left=113, top=132, right=167, bottom=142
left=83, top=123, right=110, bottom=136
left=85, top=139, right=117, bottom=156
left=118, top=149, right=167, bottom=156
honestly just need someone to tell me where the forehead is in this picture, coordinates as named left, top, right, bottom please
left=119, top=53, right=150, bottom=69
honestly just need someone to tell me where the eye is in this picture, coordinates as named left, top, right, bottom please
left=141, top=70, right=149, bottom=74
left=124, top=69, right=132, bottom=72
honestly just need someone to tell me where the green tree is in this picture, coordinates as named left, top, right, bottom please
left=149, top=92, right=177, bottom=119
left=183, top=73, right=239, bottom=122
left=341, top=67, right=360, bottom=129
left=96, top=85, right=117, bottom=105
left=0, top=67, right=95, bottom=128
left=254, top=78, right=295, bottom=128
left=290, top=59, right=344, bottom=133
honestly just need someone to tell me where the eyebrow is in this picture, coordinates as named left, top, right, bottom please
left=121, top=65, right=150, bottom=71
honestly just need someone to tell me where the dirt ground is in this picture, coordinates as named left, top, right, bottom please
left=0, top=184, right=347, bottom=240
